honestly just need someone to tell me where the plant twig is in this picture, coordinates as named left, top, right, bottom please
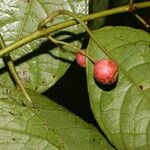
left=0, top=34, right=32, bottom=106
left=134, top=13, right=150, bottom=29
left=0, top=1, right=149, bottom=57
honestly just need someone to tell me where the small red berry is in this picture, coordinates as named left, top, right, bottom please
left=75, top=49, right=86, bottom=68
left=93, top=58, right=119, bottom=85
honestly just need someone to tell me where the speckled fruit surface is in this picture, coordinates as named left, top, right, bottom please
left=93, top=58, right=119, bottom=85
left=75, top=49, right=86, bottom=68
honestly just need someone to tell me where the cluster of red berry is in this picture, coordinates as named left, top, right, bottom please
left=75, top=49, right=119, bottom=85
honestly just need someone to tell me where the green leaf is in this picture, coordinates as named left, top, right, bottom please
left=0, top=0, right=88, bottom=93
left=0, top=83, right=115, bottom=150
left=0, top=89, right=66, bottom=149
left=87, top=26, right=150, bottom=149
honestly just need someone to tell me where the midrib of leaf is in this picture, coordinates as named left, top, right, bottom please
left=30, top=0, right=47, bottom=90
left=16, top=0, right=32, bottom=40
left=30, top=94, right=99, bottom=132
left=17, top=0, right=48, bottom=90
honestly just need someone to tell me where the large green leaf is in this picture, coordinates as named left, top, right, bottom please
left=0, top=0, right=88, bottom=92
left=0, top=88, right=66, bottom=149
left=87, top=26, right=150, bottom=149
left=0, top=83, right=115, bottom=150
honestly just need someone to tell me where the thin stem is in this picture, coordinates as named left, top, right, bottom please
left=134, top=13, right=150, bottom=29
left=48, top=35, right=95, bottom=63
left=59, top=9, right=112, bottom=59
left=0, top=34, right=32, bottom=106
left=0, top=1, right=149, bottom=57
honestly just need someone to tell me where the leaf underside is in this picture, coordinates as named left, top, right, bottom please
left=87, top=26, right=150, bottom=150
left=0, top=83, right=114, bottom=150
left=0, top=0, right=88, bottom=92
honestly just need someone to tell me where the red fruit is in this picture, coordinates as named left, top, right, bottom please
left=75, top=49, right=86, bottom=68
left=93, top=58, right=119, bottom=85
